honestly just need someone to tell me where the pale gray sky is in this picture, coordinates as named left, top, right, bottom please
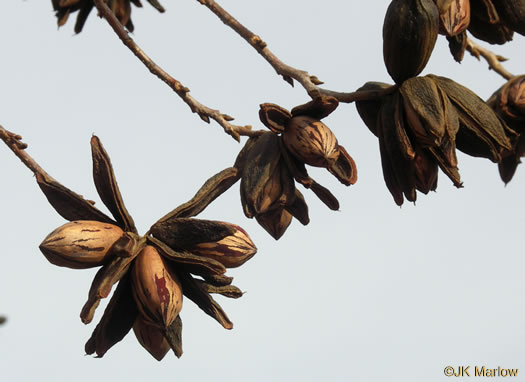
left=1, top=1, right=525, bottom=381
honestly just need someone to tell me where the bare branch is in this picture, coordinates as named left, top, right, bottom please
left=197, top=0, right=396, bottom=103
left=92, top=0, right=262, bottom=142
left=466, top=37, right=515, bottom=81
left=0, top=125, right=50, bottom=177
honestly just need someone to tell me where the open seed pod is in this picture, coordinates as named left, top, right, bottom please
left=232, top=133, right=310, bottom=240
left=356, top=76, right=468, bottom=205
left=259, top=97, right=357, bottom=187
left=34, top=133, right=256, bottom=361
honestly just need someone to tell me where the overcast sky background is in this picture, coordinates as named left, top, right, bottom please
left=1, top=1, right=525, bottom=381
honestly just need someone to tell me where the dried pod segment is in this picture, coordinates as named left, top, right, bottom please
left=279, top=141, right=341, bottom=211
left=400, top=76, right=462, bottom=188
left=414, top=148, right=439, bottom=194
left=400, top=76, right=456, bottom=148
left=132, top=246, right=183, bottom=329
left=429, top=74, right=512, bottom=162
left=259, top=103, right=292, bottom=133
left=492, top=0, right=525, bottom=35
left=157, top=167, right=240, bottom=223
left=468, top=0, right=514, bottom=44
left=383, top=0, right=439, bottom=83
left=488, top=75, right=525, bottom=122
left=437, top=0, right=471, bottom=36
left=164, top=315, right=183, bottom=358
left=285, top=189, right=309, bottom=226
left=52, top=0, right=165, bottom=34
left=81, top=250, right=139, bottom=324
left=377, top=93, right=417, bottom=205
left=91, top=135, right=136, bottom=233
left=175, top=270, right=233, bottom=330
left=151, top=218, right=256, bottom=268
left=147, top=236, right=226, bottom=277
left=195, top=280, right=243, bottom=299
left=487, top=75, right=525, bottom=183
left=133, top=317, right=171, bottom=361
left=283, top=117, right=357, bottom=186
left=238, top=133, right=283, bottom=217
left=446, top=31, right=468, bottom=62
left=36, top=172, right=115, bottom=224
left=85, top=273, right=138, bottom=358
left=39, top=220, right=126, bottom=269
left=290, top=96, right=339, bottom=120
left=52, top=0, right=94, bottom=33
left=255, top=208, right=292, bottom=240
left=355, top=82, right=393, bottom=137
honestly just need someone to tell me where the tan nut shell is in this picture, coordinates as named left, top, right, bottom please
left=283, top=116, right=339, bottom=168
left=39, top=220, right=125, bottom=269
left=191, top=224, right=257, bottom=268
left=131, top=245, right=183, bottom=328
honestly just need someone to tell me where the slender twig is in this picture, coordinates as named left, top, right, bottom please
left=196, top=0, right=396, bottom=102
left=92, top=0, right=262, bottom=142
left=0, top=125, right=50, bottom=177
left=466, top=37, right=515, bottom=81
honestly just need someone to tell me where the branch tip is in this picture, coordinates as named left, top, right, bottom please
left=198, top=0, right=396, bottom=103
left=92, top=0, right=253, bottom=141
left=466, top=37, right=515, bottom=80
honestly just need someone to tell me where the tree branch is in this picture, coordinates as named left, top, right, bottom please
left=196, top=0, right=396, bottom=102
left=92, top=0, right=261, bottom=142
left=466, top=37, right=515, bottom=81
left=0, top=125, right=51, bottom=177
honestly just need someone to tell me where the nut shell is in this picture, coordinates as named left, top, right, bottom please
left=283, top=116, right=339, bottom=167
left=191, top=224, right=257, bottom=268
left=39, top=220, right=125, bottom=269
left=131, top=245, right=183, bottom=328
